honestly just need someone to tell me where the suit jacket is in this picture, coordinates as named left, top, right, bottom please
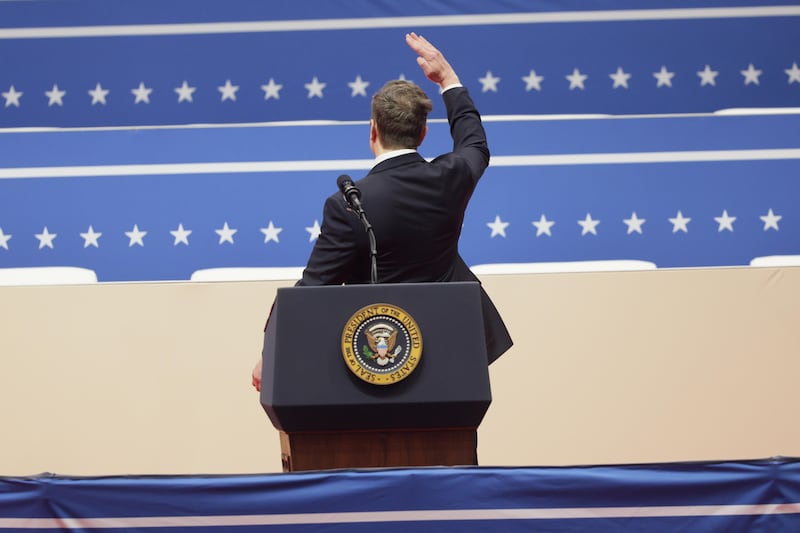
left=297, top=86, right=513, bottom=363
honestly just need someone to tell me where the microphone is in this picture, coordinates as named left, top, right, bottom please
left=337, top=174, right=363, bottom=213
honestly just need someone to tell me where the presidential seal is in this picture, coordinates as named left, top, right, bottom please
left=341, top=303, right=422, bottom=385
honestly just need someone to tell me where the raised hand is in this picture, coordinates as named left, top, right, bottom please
left=405, top=32, right=460, bottom=89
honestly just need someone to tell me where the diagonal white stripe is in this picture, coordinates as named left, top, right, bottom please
left=1, top=503, right=799, bottom=529
left=1, top=7, right=799, bottom=39
left=1, top=149, right=799, bottom=180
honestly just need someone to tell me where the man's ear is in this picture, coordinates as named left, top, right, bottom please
left=418, top=125, right=428, bottom=147
left=369, top=119, right=381, bottom=156
left=370, top=119, right=379, bottom=143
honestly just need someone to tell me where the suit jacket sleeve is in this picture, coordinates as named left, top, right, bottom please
left=442, top=86, right=490, bottom=185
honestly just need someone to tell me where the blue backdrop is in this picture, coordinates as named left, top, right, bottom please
left=1, top=1, right=799, bottom=281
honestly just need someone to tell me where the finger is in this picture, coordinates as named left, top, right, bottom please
left=407, top=32, right=435, bottom=56
left=416, top=57, right=434, bottom=77
left=406, top=34, right=425, bottom=54
left=415, top=34, right=438, bottom=56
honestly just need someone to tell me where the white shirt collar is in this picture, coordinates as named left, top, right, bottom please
left=373, top=148, right=417, bottom=168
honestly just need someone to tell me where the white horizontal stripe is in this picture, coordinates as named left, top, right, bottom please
left=490, top=149, right=800, bottom=166
left=2, top=109, right=797, bottom=135
left=0, top=149, right=799, bottom=180
left=0, top=119, right=369, bottom=135
left=2, top=503, right=799, bottom=528
left=1, top=7, right=799, bottom=39
left=0, top=160, right=375, bottom=179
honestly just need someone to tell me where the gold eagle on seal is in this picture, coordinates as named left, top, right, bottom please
left=365, top=325, right=401, bottom=366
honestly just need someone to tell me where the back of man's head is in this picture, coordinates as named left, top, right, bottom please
left=371, top=80, right=433, bottom=150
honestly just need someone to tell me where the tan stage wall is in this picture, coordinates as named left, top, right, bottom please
left=1, top=266, right=798, bottom=477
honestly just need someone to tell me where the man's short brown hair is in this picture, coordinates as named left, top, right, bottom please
left=371, top=80, right=433, bottom=149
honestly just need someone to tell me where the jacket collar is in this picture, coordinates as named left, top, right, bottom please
left=368, top=151, right=425, bottom=174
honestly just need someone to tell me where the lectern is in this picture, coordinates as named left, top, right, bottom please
left=260, top=282, right=492, bottom=471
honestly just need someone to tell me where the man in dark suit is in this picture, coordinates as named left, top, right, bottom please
left=252, top=32, right=511, bottom=390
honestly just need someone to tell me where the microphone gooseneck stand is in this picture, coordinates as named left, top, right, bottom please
left=357, top=209, right=378, bottom=285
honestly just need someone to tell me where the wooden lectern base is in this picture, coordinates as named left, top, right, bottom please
left=279, top=428, right=478, bottom=472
